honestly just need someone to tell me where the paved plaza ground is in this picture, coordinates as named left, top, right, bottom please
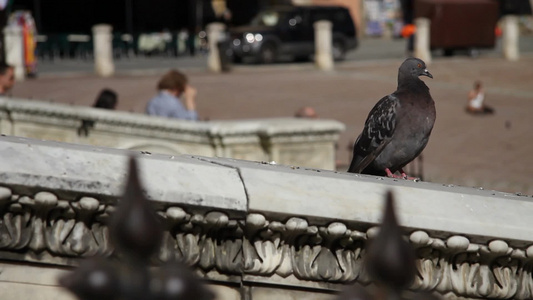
left=8, top=38, right=533, bottom=195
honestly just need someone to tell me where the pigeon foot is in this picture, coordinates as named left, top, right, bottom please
left=385, top=168, right=420, bottom=181
left=399, top=168, right=420, bottom=181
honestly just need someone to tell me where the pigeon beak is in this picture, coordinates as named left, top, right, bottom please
left=422, top=69, right=433, bottom=79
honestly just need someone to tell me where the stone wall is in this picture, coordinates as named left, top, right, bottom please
left=0, top=97, right=344, bottom=170
left=1, top=136, right=533, bottom=300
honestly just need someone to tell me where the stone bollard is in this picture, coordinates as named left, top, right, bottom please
left=314, top=20, right=333, bottom=71
left=92, top=24, right=115, bottom=77
left=414, top=18, right=431, bottom=64
left=3, top=25, right=25, bottom=81
left=206, top=22, right=226, bottom=73
left=502, top=15, right=519, bottom=61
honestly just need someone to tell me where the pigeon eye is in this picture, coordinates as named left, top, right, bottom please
left=417, top=63, right=422, bottom=68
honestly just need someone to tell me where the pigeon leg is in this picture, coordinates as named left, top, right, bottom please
left=385, top=168, right=420, bottom=181
left=399, top=169, right=420, bottom=181
left=385, top=168, right=404, bottom=179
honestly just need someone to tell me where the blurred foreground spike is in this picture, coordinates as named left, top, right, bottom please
left=60, top=156, right=214, bottom=300
left=59, top=257, right=119, bottom=300
left=336, top=190, right=429, bottom=300
left=365, top=191, right=416, bottom=294
left=109, top=156, right=163, bottom=261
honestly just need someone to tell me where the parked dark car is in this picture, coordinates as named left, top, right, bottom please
left=229, top=5, right=358, bottom=63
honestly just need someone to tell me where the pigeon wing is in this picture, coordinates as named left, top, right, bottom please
left=351, top=94, right=399, bottom=173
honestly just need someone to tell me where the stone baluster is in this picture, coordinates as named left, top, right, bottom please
left=314, top=20, right=334, bottom=71
left=206, top=22, right=226, bottom=73
left=92, top=24, right=115, bottom=77
left=3, top=25, right=25, bottom=80
left=414, top=18, right=431, bottom=64
left=502, top=15, right=519, bottom=61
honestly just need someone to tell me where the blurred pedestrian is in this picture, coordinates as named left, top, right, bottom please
left=187, top=29, right=196, bottom=56
left=146, top=69, right=198, bottom=121
left=294, top=106, right=318, bottom=118
left=400, top=0, right=415, bottom=55
left=466, top=81, right=494, bottom=115
left=93, top=88, right=118, bottom=109
left=78, top=88, right=118, bottom=136
left=0, top=62, right=15, bottom=96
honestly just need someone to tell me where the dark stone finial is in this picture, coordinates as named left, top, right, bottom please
left=109, top=157, right=163, bottom=261
left=364, top=191, right=416, bottom=293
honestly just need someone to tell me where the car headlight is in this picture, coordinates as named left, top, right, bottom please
left=254, top=34, right=263, bottom=42
left=245, top=33, right=255, bottom=43
left=233, top=39, right=241, bottom=46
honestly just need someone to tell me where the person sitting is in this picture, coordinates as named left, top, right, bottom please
left=93, top=88, right=118, bottom=110
left=466, top=81, right=494, bottom=115
left=146, top=69, right=198, bottom=121
left=78, top=88, right=118, bottom=136
left=294, top=106, right=318, bottom=118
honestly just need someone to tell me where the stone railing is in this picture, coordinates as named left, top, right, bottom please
left=1, top=136, right=533, bottom=300
left=0, top=97, right=344, bottom=170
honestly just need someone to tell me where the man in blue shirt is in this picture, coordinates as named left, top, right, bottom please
left=146, top=69, right=198, bottom=120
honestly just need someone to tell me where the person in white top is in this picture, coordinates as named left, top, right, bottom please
left=466, top=81, right=494, bottom=115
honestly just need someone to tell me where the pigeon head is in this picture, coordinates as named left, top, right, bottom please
left=398, top=58, right=433, bottom=82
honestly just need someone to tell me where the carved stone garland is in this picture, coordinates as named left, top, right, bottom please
left=0, top=186, right=243, bottom=277
left=1, top=185, right=533, bottom=299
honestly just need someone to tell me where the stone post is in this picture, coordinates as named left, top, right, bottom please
left=92, top=24, right=114, bottom=77
left=206, top=22, right=225, bottom=73
left=502, top=15, right=519, bottom=61
left=3, top=25, right=25, bottom=81
left=314, top=20, right=333, bottom=71
left=414, top=18, right=431, bottom=64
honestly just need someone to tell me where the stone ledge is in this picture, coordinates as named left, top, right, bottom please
left=197, top=156, right=532, bottom=246
left=0, top=97, right=344, bottom=138
left=0, top=97, right=344, bottom=170
left=1, top=135, right=531, bottom=249
left=1, top=136, right=533, bottom=299
left=0, top=136, right=247, bottom=213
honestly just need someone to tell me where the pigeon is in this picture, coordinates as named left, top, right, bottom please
left=348, top=58, right=435, bottom=178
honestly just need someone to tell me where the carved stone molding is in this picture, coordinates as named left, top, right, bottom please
left=409, top=231, right=533, bottom=299
left=0, top=186, right=243, bottom=278
left=2, top=185, right=533, bottom=299
left=242, top=213, right=533, bottom=299
left=157, top=207, right=243, bottom=276
left=0, top=187, right=113, bottom=259
left=243, top=213, right=369, bottom=283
